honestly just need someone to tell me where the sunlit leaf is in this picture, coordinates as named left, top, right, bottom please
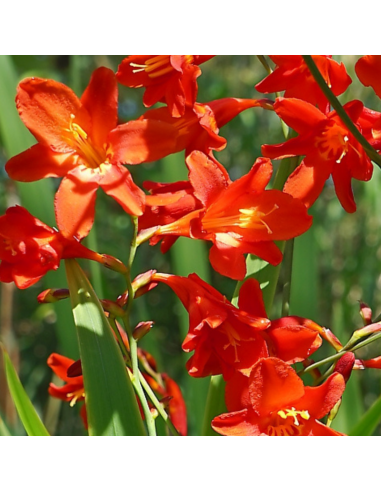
left=65, top=259, right=146, bottom=436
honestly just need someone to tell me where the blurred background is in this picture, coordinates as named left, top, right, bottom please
left=1, top=55, right=381, bottom=436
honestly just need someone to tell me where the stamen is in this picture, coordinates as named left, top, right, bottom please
left=277, top=407, right=310, bottom=426
left=64, top=115, right=107, bottom=169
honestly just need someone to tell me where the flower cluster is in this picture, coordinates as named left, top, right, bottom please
left=3, top=55, right=381, bottom=437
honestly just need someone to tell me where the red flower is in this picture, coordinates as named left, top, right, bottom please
left=262, top=98, right=374, bottom=213
left=256, top=55, right=351, bottom=113
left=117, top=55, right=215, bottom=117
left=212, top=357, right=346, bottom=436
left=139, top=97, right=272, bottom=159
left=355, top=55, right=381, bottom=99
left=0, top=206, right=103, bottom=289
left=5, top=67, right=179, bottom=240
left=152, top=273, right=270, bottom=380
left=238, top=278, right=324, bottom=364
left=142, top=152, right=312, bottom=280
left=47, top=353, right=85, bottom=406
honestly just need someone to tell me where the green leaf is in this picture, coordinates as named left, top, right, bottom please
left=65, top=259, right=146, bottom=436
left=0, top=345, right=50, bottom=436
left=0, top=413, right=12, bottom=436
left=349, top=394, right=381, bottom=436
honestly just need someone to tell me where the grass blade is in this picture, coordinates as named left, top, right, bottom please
left=0, top=345, right=50, bottom=436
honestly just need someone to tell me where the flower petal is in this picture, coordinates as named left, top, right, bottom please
left=284, top=159, right=333, bottom=209
left=109, top=119, right=178, bottom=165
left=100, top=163, right=145, bottom=217
left=249, top=358, right=305, bottom=416
left=80, top=67, right=118, bottom=147
left=212, top=409, right=261, bottom=436
left=6, top=144, right=77, bottom=181
left=16, top=77, right=90, bottom=152
left=55, top=168, right=99, bottom=240
left=186, top=151, right=230, bottom=208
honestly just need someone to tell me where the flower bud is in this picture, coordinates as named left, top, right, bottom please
left=37, top=288, right=69, bottom=303
left=334, top=352, right=355, bottom=383
left=101, top=254, right=128, bottom=275
left=133, top=321, right=154, bottom=341
left=360, top=302, right=373, bottom=326
left=100, top=299, right=126, bottom=318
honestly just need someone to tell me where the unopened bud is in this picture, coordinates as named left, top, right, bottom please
left=117, top=270, right=158, bottom=306
left=37, top=288, right=69, bottom=303
left=322, top=328, right=343, bottom=352
left=100, top=299, right=126, bottom=318
left=101, top=255, right=128, bottom=275
left=334, top=352, right=355, bottom=383
left=133, top=321, right=154, bottom=341
left=360, top=302, right=373, bottom=326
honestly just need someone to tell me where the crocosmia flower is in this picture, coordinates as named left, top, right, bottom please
left=262, top=97, right=374, bottom=213
left=5, top=67, right=179, bottom=240
left=355, top=55, right=381, bottom=99
left=212, top=357, right=346, bottom=436
left=152, top=272, right=270, bottom=379
left=139, top=97, right=273, bottom=159
left=47, top=353, right=85, bottom=407
left=117, top=55, right=215, bottom=117
left=0, top=206, right=103, bottom=289
left=238, top=278, right=324, bottom=364
left=256, top=55, right=351, bottom=113
left=142, top=152, right=312, bottom=280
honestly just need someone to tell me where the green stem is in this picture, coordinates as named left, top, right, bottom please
left=202, top=375, right=227, bottom=436
left=122, top=216, right=156, bottom=436
left=299, top=330, right=381, bottom=382
left=138, top=373, right=180, bottom=436
left=281, top=239, right=295, bottom=317
left=302, top=55, right=381, bottom=169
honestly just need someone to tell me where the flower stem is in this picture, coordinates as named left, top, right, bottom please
left=299, top=330, right=381, bottom=384
left=138, top=372, right=180, bottom=436
left=123, top=216, right=156, bottom=436
left=302, top=55, right=381, bottom=169
left=281, top=238, right=295, bottom=317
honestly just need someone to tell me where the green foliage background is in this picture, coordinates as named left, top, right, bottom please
left=1, top=55, right=381, bottom=436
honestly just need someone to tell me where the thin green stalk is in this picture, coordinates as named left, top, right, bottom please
left=299, top=331, right=381, bottom=382
left=138, top=373, right=180, bottom=436
left=257, top=55, right=272, bottom=75
left=108, top=316, right=179, bottom=436
left=122, top=216, right=156, bottom=436
left=281, top=239, right=295, bottom=317
left=302, top=55, right=381, bottom=169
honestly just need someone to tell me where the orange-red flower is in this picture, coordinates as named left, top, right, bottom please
left=47, top=353, right=85, bottom=406
left=139, top=97, right=273, bottom=159
left=5, top=67, right=179, bottom=240
left=238, top=278, right=325, bottom=364
left=262, top=98, right=374, bottom=213
left=256, top=55, right=351, bottom=113
left=355, top=55, right=381, bottom=99
left=117, top=55, right=215, bottom=117
left=0, top=206, right=103, bottom=289
left=212, top=357, right=346, bottom=436
left=141, top=152, right=312, bottom=280
left=152, top=273, right=270, bottom=380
